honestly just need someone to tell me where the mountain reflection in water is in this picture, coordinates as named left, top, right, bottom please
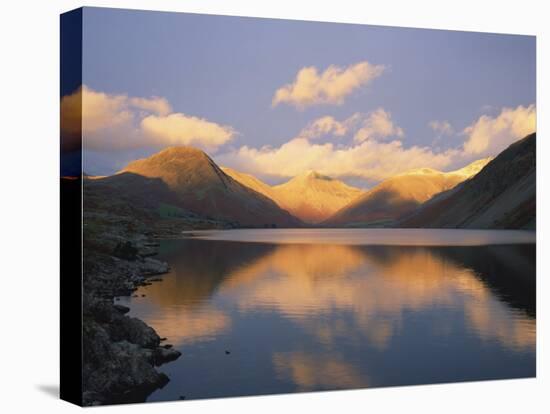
left=120, top=230, right=535, bottom=401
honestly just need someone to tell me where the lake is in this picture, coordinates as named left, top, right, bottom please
left=119, top=229, right=536, bottom=401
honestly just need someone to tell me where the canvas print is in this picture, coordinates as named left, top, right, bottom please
left=60, top=7, right=536, bottom=406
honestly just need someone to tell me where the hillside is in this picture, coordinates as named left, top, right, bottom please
left=223, top=168, right=365, bottom=224
left=220, top=167, right=279, bottom=202
left=323, top=158, right=490, bottom=227
left=400, top=133, right=536, bottom=229
left=272, top=171, right=364, bottom=223
left=91, top=147, right=301, bottom=228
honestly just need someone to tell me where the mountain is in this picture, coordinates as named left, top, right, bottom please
left=112, top=147, right=301, bottom=227
left=220, top=167, right=279, bottom=202
left=271, top=171, right=365, bottom=223
left=400, top=133, right=535, bottom=229
left=323, top=158, right=491, bottom=227
left=223, top=168, right=365, bottom=224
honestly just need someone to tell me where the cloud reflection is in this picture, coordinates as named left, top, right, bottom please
left=218, top=244, right=535, bottom=352
left=273, top=352, right=369, bottom=391
left=129, top=239, right=535, bottom=392
left=143, top=307, right=231, bottom=347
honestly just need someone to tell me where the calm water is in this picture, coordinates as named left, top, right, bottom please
left=119, top=229, right=536, bottom=401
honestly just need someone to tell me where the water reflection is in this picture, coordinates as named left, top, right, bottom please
left=123, top=234, right=536, bottom=400
left=272, top=351, right=370, bottom=391
left=218, top=244, right=535, bottom=352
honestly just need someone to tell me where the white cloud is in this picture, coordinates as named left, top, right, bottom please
left=141, top=113, right=235, bottom=150
left=429, top=120, right=454, bottom=136
left=129, top=96, right=172, bottom=116
left=298, top=109, right=403, bottom=143
left=217, top=137, right=453, bottom=184
left=354, top=108, right=404, bottom=143
left=272, top=61, right=385, bottom=109
left=297, top=116, right=350, bottom=140
left=461, top=104, right=536, bottom=157
left=62, top=85, right=535, bottom=185
left=60, top=85, right=235, bottom=151
left=80, top=86, right=134, bottom=135
left=217, top=104, right=535, bottom=185
left=216, top=108, right=421, bottom=183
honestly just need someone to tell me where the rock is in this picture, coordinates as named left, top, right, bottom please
left=97, top=340, right=169, bottom=401
left=139, top=257, right=170, bottom=276
left=81, top=217, right=180, bottom=404
left=83, top=321, right=167, bottom=405
left=112, top=241, right=139, bottom=261
left=163, top=344, right=173, bottom=349
left=159, top=337, right=167, bottom=341
left=140, top=249, right=158, bottom=258
left=108, top=316, right=160, bottom=349
left=153, top=347, right=182, bottom=366
left=84, top=296, right=116, bottom=323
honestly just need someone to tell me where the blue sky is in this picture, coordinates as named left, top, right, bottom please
left=74, top=7, right=536, bottom=186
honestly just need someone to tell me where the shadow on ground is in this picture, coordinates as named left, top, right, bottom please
left=37, top=384, right=59, bottom=399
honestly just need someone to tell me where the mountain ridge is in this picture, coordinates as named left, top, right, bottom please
left=222, top=167, right=365, bottom=223
left=102, top=146, right=302, bottom=227
left=323, top=158, right=491, bottom=227
left=400, top=133, right=535, bottom=229
left=86, top=136, right=535, bottom=230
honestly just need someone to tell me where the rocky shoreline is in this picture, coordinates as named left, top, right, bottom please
left=81, top=177, right=237, bottom=405
left=82, top=218, right=182, bottom=405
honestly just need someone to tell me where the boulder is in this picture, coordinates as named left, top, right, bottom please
left=109, top=316, right=160, bottom=349
left=84, top=339, right=169, bottom=405
left=153, top=347, right=182, bottom=366
left=139, top=258, right=169, bottom=276
left=113, top=241, right=139, bottom=261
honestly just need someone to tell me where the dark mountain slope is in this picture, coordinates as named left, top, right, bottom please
left=401, top=133, right=535, bottom=229
left=323, top=159, right=489, bottom=227
left=117, top=147, right=301, bottom=227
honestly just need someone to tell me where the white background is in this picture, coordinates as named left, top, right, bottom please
left=0, top=0, right=548, bottom=412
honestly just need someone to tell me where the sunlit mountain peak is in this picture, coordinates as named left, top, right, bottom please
left=223, top=167, right=364, bottom=223
left=448, top=157, right=492, bottom=177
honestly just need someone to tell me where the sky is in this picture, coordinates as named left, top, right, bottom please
left=67, top=7, right=536, bottom=187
